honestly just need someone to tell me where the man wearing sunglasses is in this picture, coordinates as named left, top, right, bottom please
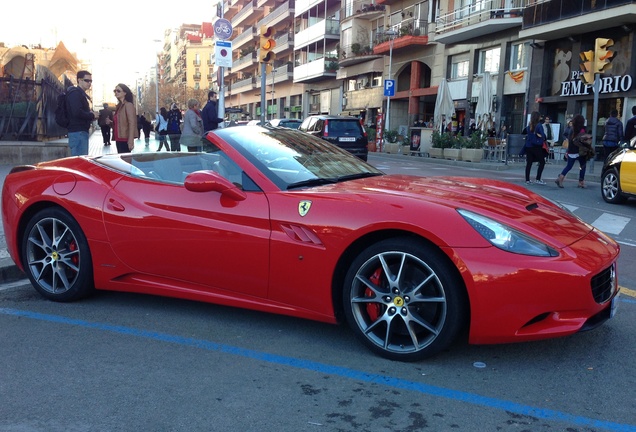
left=66, top=70, right=96, bottom=156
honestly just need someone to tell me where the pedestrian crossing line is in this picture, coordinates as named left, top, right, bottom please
left=592, top=213, right=630, bottom=235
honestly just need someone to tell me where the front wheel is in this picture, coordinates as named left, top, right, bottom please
left=342, top=238, right=468, bottom=361
left=601, top=168, right=626, bottom=204
left=21, top=207, right=94, bottom=302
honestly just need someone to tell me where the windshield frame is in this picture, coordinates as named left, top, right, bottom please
left=210, top=126, right=383, bottom=190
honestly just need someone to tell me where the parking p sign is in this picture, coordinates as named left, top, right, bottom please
left=384, top=79, right=395, bottom=97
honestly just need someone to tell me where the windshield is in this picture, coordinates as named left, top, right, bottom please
left=212, top=126, right=383, bottom=190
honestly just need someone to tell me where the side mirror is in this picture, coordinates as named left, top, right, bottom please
left=184, top=170, right=246, bottom=201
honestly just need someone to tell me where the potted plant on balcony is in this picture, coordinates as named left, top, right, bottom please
left=351, top=43, right=362, bottom=56
left=326, top=61, right=339, bottom=71
left=462, top=131, right=487, bottom=162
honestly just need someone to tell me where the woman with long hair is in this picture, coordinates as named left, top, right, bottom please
left=556, top=114, right=589, bottom=188
left=522, top=111, right=547, bottom=185
left=111, top=83, right=138, bottom=154
left=156, top=107, right=170, bottom=151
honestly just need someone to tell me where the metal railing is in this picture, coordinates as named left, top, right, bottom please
left=436, top=0, right=523, bottom=35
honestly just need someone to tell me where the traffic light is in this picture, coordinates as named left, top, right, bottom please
left=594, top=38, right=614, bottom=74
left=259, top=26, right=276, bottom=64
left=579, top=50, right=595, bottom=84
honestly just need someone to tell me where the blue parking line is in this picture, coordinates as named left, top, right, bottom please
left=1, top=306, right=635, bottom=432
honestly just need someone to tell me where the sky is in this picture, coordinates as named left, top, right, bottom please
left=0, top=0, right=219, bottom=105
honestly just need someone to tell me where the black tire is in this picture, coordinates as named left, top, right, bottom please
left=601, top=168, right=626, bottom=204
left=21, top=207, right=94, bottom=302
left=342, top=238, right=468, bottom=361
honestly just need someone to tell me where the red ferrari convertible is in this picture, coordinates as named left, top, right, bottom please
left=1, top=126, right=620, bottom=361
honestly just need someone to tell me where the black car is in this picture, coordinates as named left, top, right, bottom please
left=268, top=118, right=302, bottom=129
left=298, top=115, right=368, bottom=161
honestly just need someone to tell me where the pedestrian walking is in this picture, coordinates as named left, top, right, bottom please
left=110, top=83, right=138, bottom=154
left=167, top=103, right=183, bottom=151
left=625, top=106, right=636, bottom=141
left=156, top=107, right=170, bottom=151
left=555, top=114, right=591, bottom=189
left=139, top=113, right=152, bottom=146
left=66, top=70, right=96, bottom=156
left=98, top=103, right=113, bottom=146
left=523, top=111, right=547, bottom=185
left=201, top=91, right=224, bottom=132
left=181, top=98, right=204, bottom=152
left=601, top=109, right=624, bottom=161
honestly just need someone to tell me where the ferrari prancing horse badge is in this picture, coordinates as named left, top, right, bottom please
left=298, top=200, right=312, bottom=217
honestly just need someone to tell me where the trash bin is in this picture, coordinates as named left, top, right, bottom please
left=507, top=134, right=526, bottom=162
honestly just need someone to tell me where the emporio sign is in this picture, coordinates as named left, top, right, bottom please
left=560, top=72, right=633, bottom=97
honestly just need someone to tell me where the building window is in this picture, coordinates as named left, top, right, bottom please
left=510, top=42, right=529, bottom=71
left=479, top=47, right=500, bottom=74
left=451, top=60, right=469, bottom=79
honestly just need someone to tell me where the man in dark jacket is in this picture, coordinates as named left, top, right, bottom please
left=98, top=103, right=113, bottom=146
left=67, top=70, right=96, bottom=156
left=624, top=106, right=636, bottom=142
left=602, top=109, right=624, bottom=161
left=201, top=91, right=224, bottom=132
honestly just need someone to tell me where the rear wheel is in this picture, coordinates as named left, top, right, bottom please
left=601, top=168, right=626, bottom=204
left=343, top=238, right=467, bottom=361
left=22, top=207, right=94, bottom=302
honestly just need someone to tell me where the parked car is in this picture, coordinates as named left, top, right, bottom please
left=268, top=118, right=302, bottom=129
left=2, top=126, right=620, bottom=361
left=601, top=136, right=636, bottom=203
left=298, top=115, right=368, bottom=161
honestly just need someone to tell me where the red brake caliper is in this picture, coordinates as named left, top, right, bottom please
left=366, top=268, right=384, bottom=321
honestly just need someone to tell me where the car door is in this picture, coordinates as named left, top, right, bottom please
left=102, top=172, right=271, bottom=298
left=621, top=147, right=636, bottom=194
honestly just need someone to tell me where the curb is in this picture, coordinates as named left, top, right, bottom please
left=0, top=257, right=24, bottom=284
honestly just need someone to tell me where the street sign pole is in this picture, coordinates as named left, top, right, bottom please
left=214, top=15, right=233, bottom=124
left=590, top=75, right=600, bottom=174
left=261, top=63, right=267, bottom=124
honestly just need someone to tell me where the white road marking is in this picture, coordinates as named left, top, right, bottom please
left=592, top=213, right=630, bottom=235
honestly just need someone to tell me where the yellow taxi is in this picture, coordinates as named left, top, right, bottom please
left=601, top=137, right=636, bottom=203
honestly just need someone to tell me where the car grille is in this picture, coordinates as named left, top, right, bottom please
left=591, top=263, right=616, bottom=304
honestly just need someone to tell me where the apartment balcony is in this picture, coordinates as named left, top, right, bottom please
left=193, top=60, right=202, bottom=66
left=233, top=0, right=263, bottom=28
left=193, top=72, right=202, bottom=81
left=223, top=0, right=240, bottom=20
left=255, top=63, right=294, bottom=88
left=273, top=32, right=294, bottom=55
left=339, top=43, right=383, bottom=68
left=435, top=0, right=524, bottom=45
left=257, top=0, right=295, bottom=30
left=232, top=26, right=256, bottom=51
left=230, top=76, right=256, bottom=94
left=232, top=51, right=257, bottom=72
left=340, top=1, right=386, bottom=21
left=293, top=57, right=337, bottom=83
left=343, top=86, right=383, bottom=113
left=295, top=18, right=340, bottom=50
left=519, top=0, right=636, bottom=40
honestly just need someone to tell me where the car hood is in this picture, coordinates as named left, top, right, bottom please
left=322, top=174, right=595, bottom=246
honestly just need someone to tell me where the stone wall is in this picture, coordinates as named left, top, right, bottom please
left=0, top=141, right=70, bottom=165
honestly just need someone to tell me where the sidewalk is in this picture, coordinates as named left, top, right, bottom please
left=0, top=133, right=604, bottom=284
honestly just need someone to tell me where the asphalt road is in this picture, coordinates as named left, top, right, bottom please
left=1, top=151, right=634, bottom=432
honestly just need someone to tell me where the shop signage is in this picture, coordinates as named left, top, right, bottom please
left=560, top=72, right=632, bottom=97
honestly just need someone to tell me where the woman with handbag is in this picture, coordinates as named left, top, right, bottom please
left=522, top=111, right=547, bottom=185
left=555, top=114, right=590, bottom=188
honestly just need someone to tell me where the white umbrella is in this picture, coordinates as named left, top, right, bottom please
left=474, top=71, right=492, bottom=126
left=433, top=78, right=455, bottom=132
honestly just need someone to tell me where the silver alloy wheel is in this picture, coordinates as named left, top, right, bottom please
left=601, top=169, right=624, bottom=203
left=26, top=216, right=81, bottom=295
left=349, top=250, right=447, bottom=356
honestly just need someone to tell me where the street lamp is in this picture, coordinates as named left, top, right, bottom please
left=153, top=39, right=161, bottom=115
left=383, top=29, right=397, bottom=153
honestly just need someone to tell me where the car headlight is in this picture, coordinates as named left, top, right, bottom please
left=458, top=209, right=558, bottom=257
